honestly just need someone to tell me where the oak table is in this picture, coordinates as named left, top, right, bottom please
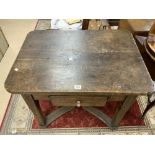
left=5, top=30, right=153, bottom=129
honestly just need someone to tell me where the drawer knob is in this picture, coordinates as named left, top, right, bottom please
left=76, top=101, right=81, bottom=107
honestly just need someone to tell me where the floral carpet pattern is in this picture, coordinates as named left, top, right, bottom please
left=1, top=20, right=155, bottom=135
left=32, top=100, right=145, bottom=128
left=1, top=94, right=155, bottom=134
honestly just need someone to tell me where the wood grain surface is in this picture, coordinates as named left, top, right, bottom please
left=5, top=30, right=153, bottom=95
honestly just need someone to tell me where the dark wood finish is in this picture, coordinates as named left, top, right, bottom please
left=22, top=94, right=46, bottom=126
left=107, top=19, right=120, bottom=26
left=112, top=96, right=136, bottom=128
left=141, top=91, right=155, bottom=119
left=108, top=95, right=125, bottom=102
left=5, top=30, right=153, bottom=95
left=141, top=100, right=155, bottom=119
left=32, top=94, right=126, bottom=101
left=50, top=96, right=107, bottom=106
left=119, top=19, right=155, bottom=36
left=146, top=23, right=155, bottom=61
left=82, top=19, right=90, bottom=30
left=144, top=39, right=155, bottom=61
left=5, top=30, right=153, bottom=129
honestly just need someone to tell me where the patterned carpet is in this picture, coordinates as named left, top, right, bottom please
left=1, top=94, right=155, bottom=134
left=1, top=19, right=155, bottom=134
left=32, top=100, right=145, bottom=128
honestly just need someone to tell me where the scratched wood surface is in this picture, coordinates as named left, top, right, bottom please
left=5, top=30, right=153, bottom=95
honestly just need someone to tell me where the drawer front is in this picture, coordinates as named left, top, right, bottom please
left=108, top=95, right=125, bottom=101
left=33, top=94, right=125, bottom=100
left=49, top=96, right=107, bottom=106
left=32, top=94, right=125, bottom=106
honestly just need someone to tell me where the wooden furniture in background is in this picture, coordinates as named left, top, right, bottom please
left=82, top=19, right=90, bottom=30
left=134, top=21, right=155, bottom=81
left=119, top=19, right=155, bottom=36
left=82, top=19, right=110, bottom=30
left=146, top=22, right=155, bottom=61
left=135, top=35, right=155, bottom=81
left=107, top=19, right=120, bottom=26
left=119, top=19, right=155, bottom=81
left=5, top=30, right=153, bottom=129
left=134, top=22, right=155, bottom=119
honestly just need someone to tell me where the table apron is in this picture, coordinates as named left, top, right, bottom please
left=32, top=94, right=126, bottom=106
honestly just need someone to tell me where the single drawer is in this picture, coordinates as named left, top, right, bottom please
left=49, top=96, right=107, bottom=106
left=108, top=95, right=125, bottom=101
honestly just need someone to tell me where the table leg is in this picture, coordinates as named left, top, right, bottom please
left=141, top=101, right=155, bottom=119
left=22, top=94, right=46, bottom=127
left=111, top=96, right=136, bottom=128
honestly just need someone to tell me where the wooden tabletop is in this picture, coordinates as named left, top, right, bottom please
left=5, top=30, right=153, bottom=95
left=119, top=19, right=155, bottom=35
